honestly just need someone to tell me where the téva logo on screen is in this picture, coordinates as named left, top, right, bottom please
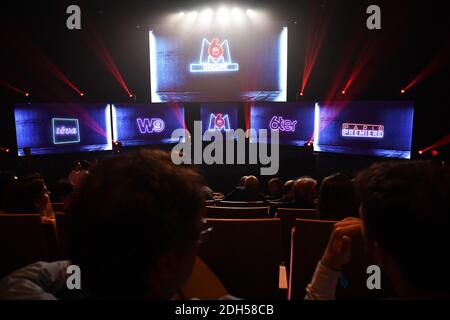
left=190, top=38, right=239, bottom=73
left=52, top=118, right=80, bottom=144
left=136, top=118, right=166, bottom=134
left=208, top=113, right=231, bottom=131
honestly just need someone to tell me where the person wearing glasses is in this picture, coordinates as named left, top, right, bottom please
left=0, top=150, right=213, bottom=299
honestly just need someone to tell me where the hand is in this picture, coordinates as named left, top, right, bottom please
left=213, top=193, right=225, bottom=201
left=321, top=218, right=363, bottom=271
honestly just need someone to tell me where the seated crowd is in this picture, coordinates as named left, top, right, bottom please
left=0, top=149, right=449, bottom=299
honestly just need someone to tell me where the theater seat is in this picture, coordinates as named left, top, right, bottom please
left=204, top=200, right=215, bottom=207
left=205, top=206, right=269, bottom=219
left=276, top=209, right=319, bottom=266
left=276, top=208, right=318, bottom=220
left=199, top=219, right=285, bottom=299
left=51, top=203, right=65, bottom=213
left=288, top=219, right=394, bottom=300
left=54, top=212, right=69, bottom=258
left=174, top=257, right=229, bottom=300
left=219, top=201, right=267, bottom=208
left=0, top=214, right=59, bottom=278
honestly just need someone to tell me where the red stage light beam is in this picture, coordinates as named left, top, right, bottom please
left=39, top=55, right=84, bottom=96
left=402, top=45, right=450, bottom=92
left=0, top=79, right=29, bottom=96
left=299, top=1, right=335, bottom=96
left=82, top=22, right=133, bottom=98
left=420, top=134, right=450, bottom=153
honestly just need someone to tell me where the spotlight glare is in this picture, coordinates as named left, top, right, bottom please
left=300, top=92, right=304, bottom=96
left=232, top=7, right=244, bottom=22
left=419, top=150, right=423, bottom=155
left=246, top=9, right=254, bottom=16
left=200, top=8, right=213, bottom=24
left=25, top=92, right=29, bottom=97
left=179, top=11, right=185, bottom=18
left=341, top=90, right=346, bottom=95
left=80, top=92, right=84, bottom=97
left=401, top=89, right=405, bottom=94
left=217, top=7, right=230, bottom=24
left=188, top=11, right=197, bottom=18
left=129, top=94, right=133, bottom=98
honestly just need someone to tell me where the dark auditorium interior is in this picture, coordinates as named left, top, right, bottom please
left=1, top=0, right=449, bottom=302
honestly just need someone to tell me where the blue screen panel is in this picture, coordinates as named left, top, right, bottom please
left=112, top=103, right=185, bottom=146
left=150, top=22, right=287, bottom=103
left=14, top=103, right=112, bottom=156
left=200, top=103, right=239, bottom=140
left=250, top=102, right=315, bottom=146
left=314, top=101, right=414, bottom=159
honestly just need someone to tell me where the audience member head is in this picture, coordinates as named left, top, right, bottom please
left=318, top=173, right=359, bottom=221
left=292, top=177, right=318, bottom=208
left=0, top=171, right=17, bottom=210
left=355, top=161, right=450, bottom=298
left=283, top=180, right=295, bottom=200
left=23, top=147, right=31, bottom=157
left=244, top=176, right=260, bottom=191
left=51, top=179, right=74, bottom=204
left=66, top=149, right=205, bottom=299
left=80, top=160, right=90, bottom=172
left=239, top=176, right=248, bottom=187
left=71, top=160, right=81, bottom=172
left=267, top=178, right=283, bottom=198
left=2, top=173, right=50, bottom=214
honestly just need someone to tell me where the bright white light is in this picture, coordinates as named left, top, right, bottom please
left=231, top=7, right=244, bottom=23
left=179, top=11, right=185, bottom=18
left=187, top=11, right=198, bottom=20
left=246, top=9, right=255, bottom=17
left=217, top=7, right=230, bottom=25
left=200, top=8, right=213, bottom=24
left=278, top=27, right=288, bottom=102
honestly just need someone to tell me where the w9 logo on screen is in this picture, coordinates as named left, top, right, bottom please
left=208, top=113, right=231, bottom=131
left=136, top=118, right=165, bottom=134
left=342, top=123, right=384, bottom=139
left=52, top=118, right=80, bottom=144
left=190, top=38, right=239, bottom=73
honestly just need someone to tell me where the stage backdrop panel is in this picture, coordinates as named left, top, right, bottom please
left=250, top=102, right=315, bottom=146
left=200, top=103, right=239, bottom=140
left=14, top=103, right=112, bottom=156
left=111, top=103, right=185, bottom=147
left=149, top=21, right=287, bottom=103
left=314, top=101, right=414, bottom=159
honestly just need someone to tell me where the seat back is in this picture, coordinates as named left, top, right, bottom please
left=276, top=209, right=319, bottom=266
left=204, top=200, right=215, bottom=207
left=175, top=257, right=229, bottom=300
left=276, top=208, right=318, bottom=220
left=0, top=214, right=59, bottom=278
left=219, top=201, right=266, bottom=208
left=199, top=219, right=284, bottom=299
left=288, top=218, right=394, bottom=300
left=54, top=212, right=69, bottom=259
left=205, top=206, right=269, bottom=219
left=51, top=202, right=65, bottom=213
left=288, top=219, right=335, bottom=300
